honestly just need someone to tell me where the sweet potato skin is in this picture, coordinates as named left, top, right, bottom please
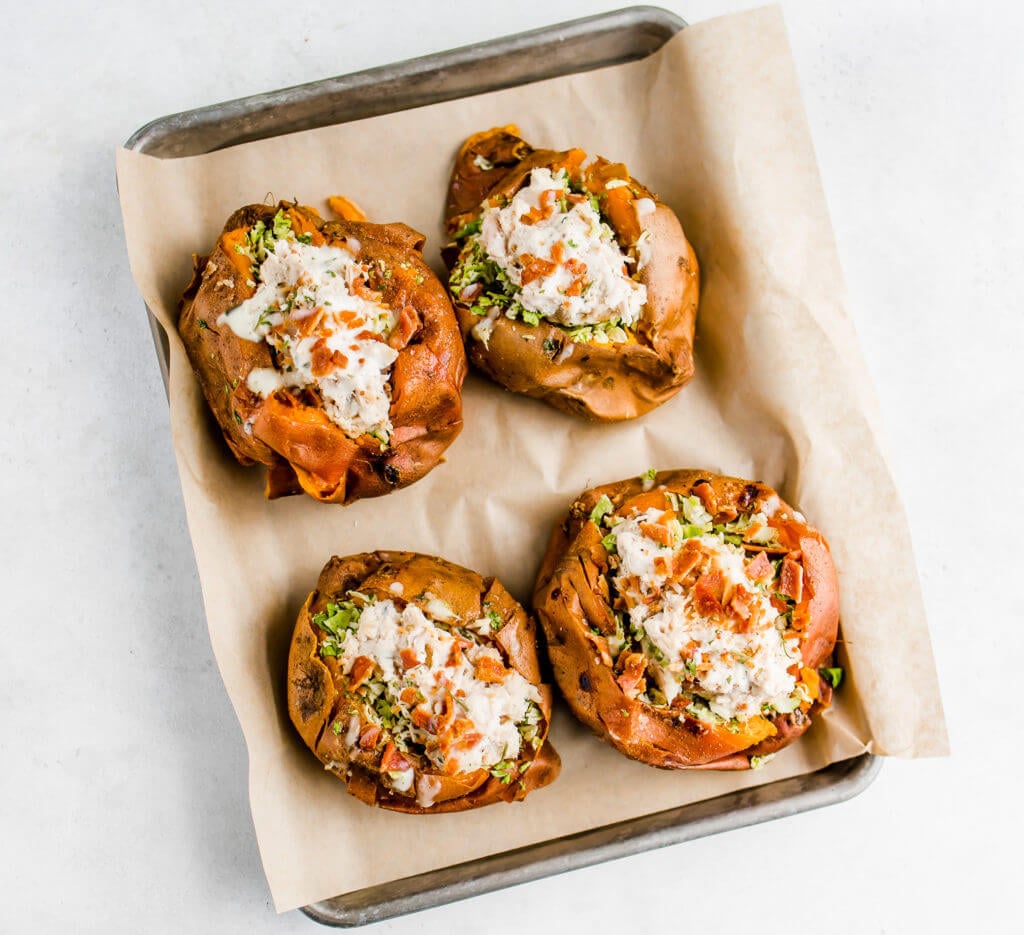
left=443, top=128, right=699, bottom=422
left=178, top=202, right=466, bottom=504
left=287, top=551, right=560, bottom=813
left=533, top=470, right=839, bottom=770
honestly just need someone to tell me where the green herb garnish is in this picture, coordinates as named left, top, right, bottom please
left=452, top=217, right=483, bottom=240
left=490, top=760, right=515, bottom=784
left=313, top=599, right=362, bottom=657
left=820, top=667, right=844, bottom=689
left=235, top=208, right=295, bottom=273
left=589, top=494, right=614, bottom=526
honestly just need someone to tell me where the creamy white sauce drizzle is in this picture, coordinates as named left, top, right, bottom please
left=338, top=600, right=540, bottom=775
left=478, top=168, right=646, bottom=327
left=613, top=510, right=799, bottom=720
left=217, top=239, right=398, bottom=441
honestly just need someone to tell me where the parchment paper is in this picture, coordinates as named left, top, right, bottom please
left=115, top=6, right=947, bottom=912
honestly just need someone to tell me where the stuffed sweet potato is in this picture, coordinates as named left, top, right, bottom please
left=178, top=201, right=466, bottom=504
left=443, top=126, right=699, bottom=421
left=534, top=470, right=841, bottom=770
left=287, top=551, right=561, bottom=812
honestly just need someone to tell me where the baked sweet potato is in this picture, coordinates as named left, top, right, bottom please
left=533, top=470, right=840, bottom=770
left=287, top=551, right=561, bottom=812
left=178, top=201, right=466, bottom=503
left=443, top=127, right=699, bottom=421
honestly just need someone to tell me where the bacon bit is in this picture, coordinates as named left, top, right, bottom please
left=380, top=743, right=411, bottom=772
left=562, top=257, right=589, bottom=296
left=566, top=193, right=585, bottom=204
left=672, top=542, right=702, bottom=579
left=411, top=706, right=433, bottom=730
left=399, top=687, right=419, bottom=705
left=640, top=522, right=672, bottom=547
left=520, top=188, right=558, bottom=225
left=730, top=586, right=754, bottom=626
left=692, top=481, right=718, bottom=515
left=653, top=555, right=669, bottom=575
left=310, top=339, right=349, bottom=377
left=447, top=637, right=472, bottom=668
left=355, top=330, right=378, bottom=341
left=437, top=693, right=457, bottom=733
left=519, top=253, right=558, bottom=285
left=616, top=652, right=648, bottom=699
left=446, top=717, right=476, bottom=741
left=474, top=656, right=508, bottom=684
left=745, top=551, right=772, bottom=582
left=389, top=304, right=421, bottom=350
left=693, top=572, right=725, bottom=616
left=309, top=339, right=333, bottom=376
left=779, top=556, right=804, bottom=603
left=358, top=725, right=381, bottom=750
left=348, top=656, right=375, bottom=689
left=550, top=241, right=565, bottom=264
left=336, top=309, right=365, bottom=327
left=295, top=308, right=325, bottom=337
left=400, top=648, right=421, bottom=670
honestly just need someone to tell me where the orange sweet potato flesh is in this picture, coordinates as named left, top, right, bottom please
left=287, top=551, right=561, bottom=813
left=178, top=202, right=466, bottom=504
left=533, top=470, right=840, bottom=770
left=443, top=127, right=699, bottom=422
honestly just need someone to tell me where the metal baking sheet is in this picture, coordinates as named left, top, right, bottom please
left=124, top=5, right=881, bottom=926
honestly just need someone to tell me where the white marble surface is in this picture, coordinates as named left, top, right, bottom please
left=1, top=0, right=1019, bottom=930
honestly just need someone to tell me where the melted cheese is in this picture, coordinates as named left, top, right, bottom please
left=478, top=168, right=646, bottom=327
left=218, top=239, right=398, bottom=441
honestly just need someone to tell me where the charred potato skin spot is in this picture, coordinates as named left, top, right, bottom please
left=287, top=551, right=561, bottom=814
left=177, top=202, right=467, bottom=505
left=533, top=469, right=840, bottom=770
left=443, top=128, right=700, bottom=422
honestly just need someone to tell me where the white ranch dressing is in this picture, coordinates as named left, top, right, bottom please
left=478, top=168, right=646, bottom=327
left=613, top=510, right=799, bottom=720
left=339, top=600, right=540, bottom=775
left=218, top=238, right=398, bottom=441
